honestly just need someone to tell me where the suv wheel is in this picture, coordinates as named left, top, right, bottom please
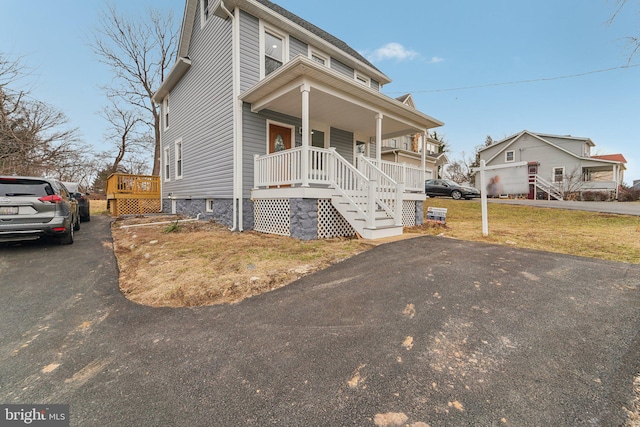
left=59, top=226, right=74, bottom=245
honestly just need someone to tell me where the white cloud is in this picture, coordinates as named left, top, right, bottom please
left=367, top=42, right=420, bottom=62
left=429, top=56, right=445, bottom=64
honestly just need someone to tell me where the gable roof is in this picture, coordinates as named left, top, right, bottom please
left=480, top=130, right=626, bottom=167
left=177, top=0, right=390, bottom=85
left=395, top=94, right=416, bottom=109
left=591, top=154, right=627, bottom=163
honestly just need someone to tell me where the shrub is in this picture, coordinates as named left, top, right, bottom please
left=581, top=191, right=611, bottom=201
left=618, top=185, right=640, bottom=202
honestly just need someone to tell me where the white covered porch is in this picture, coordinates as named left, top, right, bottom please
left=241, top=56, right=443, bottom=239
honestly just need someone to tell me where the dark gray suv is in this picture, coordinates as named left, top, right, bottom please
left=0, top=176, right=80, bottom=245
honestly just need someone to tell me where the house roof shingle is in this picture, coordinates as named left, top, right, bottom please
left=253, top=0, right=382, bottom=74
left=591, top=154, right=627, bottom=163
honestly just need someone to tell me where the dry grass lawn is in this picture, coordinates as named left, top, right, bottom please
left=106, top=198, right=640, bottom=308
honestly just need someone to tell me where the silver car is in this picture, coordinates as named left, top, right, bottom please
left=0, top=176, right=80, bottom=245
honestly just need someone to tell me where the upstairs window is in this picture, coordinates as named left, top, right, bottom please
left=505, top=150, right=514, bottom=162
left=355, top=72, right=369, bottom=87
left=264, top=31, right=284, bottom=76
left=201, top=0, right=210, bottom=28
left=163, top=96, right=170, bottom=129
left=309, top=49, right=330, bottom=67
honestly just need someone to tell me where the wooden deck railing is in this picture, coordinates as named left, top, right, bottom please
left=106, top=174, right=160, bottom=198
left=106, top=173, right=161, bottom=216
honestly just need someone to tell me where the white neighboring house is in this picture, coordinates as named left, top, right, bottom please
left=477, top=130, right=627, bottom=200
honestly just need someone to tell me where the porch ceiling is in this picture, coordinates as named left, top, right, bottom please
left=240, top=56, right=443, bottom=138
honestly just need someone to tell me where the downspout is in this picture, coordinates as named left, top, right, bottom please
left=221, top=1, right=243, bottom=231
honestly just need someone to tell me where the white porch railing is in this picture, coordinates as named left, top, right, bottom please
left=529, top=174, right=563, bottom=200
left=359, top=156, right=426, bottom=193
left=354, top=155, right=403, bottom=226
left=254, top=147, right=403, bottom=228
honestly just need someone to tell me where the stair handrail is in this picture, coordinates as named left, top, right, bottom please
left=530, top=174, right=563, bottom=200
left=327, top=148, right=373, bottom=224
left=357, top=155, right=403, bottom=225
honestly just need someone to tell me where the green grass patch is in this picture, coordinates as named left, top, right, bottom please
left=419, top=199, right=640, bottom=264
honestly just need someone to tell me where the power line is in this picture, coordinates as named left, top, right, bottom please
left=384, top=63, right=640, bottom=94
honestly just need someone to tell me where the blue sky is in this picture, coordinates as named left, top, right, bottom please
left=2, top=1, right=639, bottom=182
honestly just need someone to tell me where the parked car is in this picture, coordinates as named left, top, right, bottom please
left=0, top=176, right=80, bottom=245
left=425, top=179, right=480, bottom=200
left=63, top=182, right=90, bottom=222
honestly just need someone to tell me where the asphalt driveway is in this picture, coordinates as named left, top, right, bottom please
left=1, top=215, right=639, bottom=426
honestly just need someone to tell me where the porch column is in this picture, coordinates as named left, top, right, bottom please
left=301, top=83, right=310, bottom=187
left=375, top=113, right=383, bottom=163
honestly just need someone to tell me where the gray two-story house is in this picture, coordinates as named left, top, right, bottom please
left=477, top=130, right=626, bottom=200
left=152, top=0, right=444, bottom=239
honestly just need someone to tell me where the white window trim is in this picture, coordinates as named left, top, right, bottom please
left=163, top=95, right=170, bottom=130
left=175, top=138, right=183, bottom=180
left=309, top=48, right=330, bottom=67
left=163, top=147, right=170, bottom=182
left=259, top=22, right=289, bottom=80
left=205, top=199, right=214, bottom=213
left=355, top=72, right=370, bottom=87
left=265, top=120, right=295, bottom=152
left=505, top=150, right=515, bottom=162
left=553, top=167, right=565, bottom=182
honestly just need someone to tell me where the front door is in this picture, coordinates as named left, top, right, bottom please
left=268, top=124, right=292, bottom=187
left=269, top=124, right=292, bottom=154
left=528, top=163, right=538, bottom=199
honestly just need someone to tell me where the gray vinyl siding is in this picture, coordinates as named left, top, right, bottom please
left=289, top=36, right=308, bottom=60
left=161, top=1, right=234, bottom=199
left=330, top=127, right=354, bottom=163
left=242, top=105, right=302, bottom=196
left=331, top=59, right=354, bottom=78
left=239, top=10, right=260, bottom=93
left=542, top=135, right=587, bottom=157
left=481, top=133, right=582, bottom=182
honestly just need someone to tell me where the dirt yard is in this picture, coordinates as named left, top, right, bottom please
left=110, top=216, right=381, bottom=307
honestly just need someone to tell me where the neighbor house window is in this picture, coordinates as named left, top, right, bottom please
left=164, top=147, right=170, bottom=181
left=175, top=139, right=183, bottom=179
left=263, top=29, right=285, bottom=77
left=553, top=167, right=564, bottom=182
left=163, top=96, right=170, bottom=129
left=505, top=150, right=515, bottom=162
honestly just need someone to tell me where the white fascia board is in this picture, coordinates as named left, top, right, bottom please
left=152, top=57, right=192, bottom=103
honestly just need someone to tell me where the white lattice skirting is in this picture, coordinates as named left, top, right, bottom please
left=318, top=199, right=356, bottom=239
left=402, top=200, right=416, bottom=227
left=254, top=199, right=290, bottom=236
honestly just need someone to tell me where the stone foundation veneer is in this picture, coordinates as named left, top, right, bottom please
left=162, top=198, right=254, bottom=230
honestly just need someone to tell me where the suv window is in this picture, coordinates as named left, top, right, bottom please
left=0, top=178, right=54, bottom=197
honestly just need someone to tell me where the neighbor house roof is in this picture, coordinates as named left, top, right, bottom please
left=591, top=154, right=627, bottom=163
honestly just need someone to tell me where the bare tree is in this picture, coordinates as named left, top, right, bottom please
left=607, top=0, right=640, bottom=60
left=99, top=99, right=147, bottom=174
left=87, top=3, right=179, bottom=176
left=445, top=151, right=476, bottom=184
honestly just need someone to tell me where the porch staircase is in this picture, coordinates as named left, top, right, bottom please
left=530, top=174, right=563, bottom=201
left=329, top=153, right=404, bottom=239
